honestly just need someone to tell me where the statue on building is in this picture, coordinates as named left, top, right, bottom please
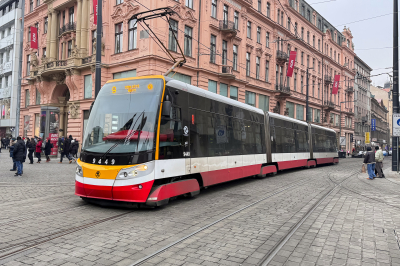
left=72, top=45, right=80, bottom=57
left=31, top=53, right=39, bottom=68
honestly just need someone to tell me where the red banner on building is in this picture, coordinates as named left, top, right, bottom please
left=332, top=75, right=340, bottom=95
left=286, top=51, right=297, bottom=77
left=30, top=27, right=38, bottom=49
left=93, top=0, right=98, bottom=25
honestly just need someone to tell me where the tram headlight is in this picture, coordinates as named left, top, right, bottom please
left=76, top=165, right=83, bottom=177
left=116, top=161, right=154, bottom=180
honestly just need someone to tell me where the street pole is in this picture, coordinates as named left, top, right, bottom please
left=94, top=0, right=102, bottom=98
left=340, top=102, right=342, bottom=150
left=306, top=68, right=309, bottom=122
left=393, top=0, right=399, bottom=171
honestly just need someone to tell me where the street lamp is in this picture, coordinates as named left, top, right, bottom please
left=306, top=67, right=314, bottom=122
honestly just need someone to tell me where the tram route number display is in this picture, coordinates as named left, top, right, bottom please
left=49, top=133, right=59, bottom=156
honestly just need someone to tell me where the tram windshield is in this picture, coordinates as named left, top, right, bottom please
left=82, top=78, right=164, bottom=154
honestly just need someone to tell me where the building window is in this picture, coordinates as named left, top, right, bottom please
left=29, top=0, right=33, bottom=12
left=67, top=41, right=72, bottom=57
left=185, top=0, right=193, bottom=9
left=222, top=40, right=227, bottom=65
left=42, top=48, right=46, bottom=57
left=281, top=10, right=283, bottom=25
left=277, top=9, right=280, bottom=24
left=116, top=0, right=123, bottom=5
left=294, top=22, right=298, bottom=34
left=92, top=30, right=96, bottom=54
left=287, top=17, right=291, bottom=31
left=246, top=52, right=250, bottom=76
left=296, top=104, right=304, bottom=120
left=26, top=55, right=30, bottom=76
left=183, top=26, right=193, bottom=57
left=266, top=32, right=270, bottom=48
left=230, top=86, right=238, bottom=100
left=25, top=90, right=30, bottom=107
left=300, top=75, right=303, bottom=93
left=312, top=36, right=315, bottom=47
left=208, top=80, right=217, bottom=93
left=318, top=83, right=320, bottom=98
left=168, top=19, right=178, bottom=52
left=84, top=75, right=92, bottom=99
left=44, top=17, right=48, bottom=33
left=312, top=58, right=315, bottom=69
left=28, top=27, right=31, bottom=42
left=307, top=31, right=309, bottom=43
left=247, top=21, right=251, bottom=38
left=301, top=27, right=304, bottom=40
left=36, top=0, right=39, bottom=7
left=266, top=2, right=270, bottom=18
left=259, top=95, right=269, bottom=112
left=307, top=55, right=309, bottom=68
left=258, top=0, right=261, bottom=11
left=211, top=0, right=217, bottom=18
left=318, top=39, right=320, bottom=51
left=256, top=56, right=260, bottom=79
left=307, top=10, right=310, bottom=21
left=286, top=102, right=294, bottom=118
left=301, top=5, right=305, bottom=16
left=69, top=7, right=74, bottom=22
left=314, top=109, right=320, bottom=123
left=115, top=23, right=123, bottom=53
left=257, top=27, right=261, bottom=43
left=167, top=72, right=191, bottom=84
left=220, top=83, right=228, bottom=97
left=245, top=91, right=256, bottom=106
left=233, top=45, right=238, bottom=71
left=301, top=52, right=303, bottom=65
left=36, top=88, right=41, bottom=105
left=128, top=19, right=137, bottom=50
left=223, top=5, right=228, bottom=23
left=210, top=35, right=216, bottom=63
left=294, top=73, right=297, bottom=91
left=312, top=80, right=315, bottom=97
left=113, top=69, right=136, bottom=79
left=265, top=60, right=269, bottom=82
left=234, top=11, right=239, bottom=29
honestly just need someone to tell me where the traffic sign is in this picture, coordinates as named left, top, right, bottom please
left=393, top=113, right=400, bottom=136
left=365, top=132, right=370, bottom=144
left=371, top=119, right=376, bottom=131
left=340, top=137, right=346, bottom=146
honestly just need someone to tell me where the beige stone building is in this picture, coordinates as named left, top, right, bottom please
left=370, top=84, right=391, bottom=145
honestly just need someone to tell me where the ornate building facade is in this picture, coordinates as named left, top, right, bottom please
left=19, top=0, right=356, bottom=151
left=0, top=0, right=23, bottom=137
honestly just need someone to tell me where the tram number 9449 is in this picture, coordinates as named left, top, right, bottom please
left=92, top=158, right=116, bottom=165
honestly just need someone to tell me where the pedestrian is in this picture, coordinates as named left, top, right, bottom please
left=363, top=146, right=376, bottom=180
left=60, top=135, right=75, bottom=163
left=375, top=146, right=384, bottom=178
left=12, top=136, right=26, bottom=176
left=44, top=138, right=53, bottom=162
left=9, top=139, right=16, bottom=171
left=70, top=138, right=79, bottom=158
left=35, top=138, right=43, bottom=163
left=27, top=138, right=35, bottom=164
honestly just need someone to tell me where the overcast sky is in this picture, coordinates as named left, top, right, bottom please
left=310, top=0, right=394, bottom=87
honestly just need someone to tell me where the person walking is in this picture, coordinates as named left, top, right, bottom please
left=60, top=135, right=74, bottom=163
left=44, top=138, right=53, bottom=162
left=363, top=146, right=376, bottom=180
left=375, top=146, right=384, bottom=178
left=27, top=138, right=35, bottom=164
left=13, top=136, right=26, bottom=176
left=9, top=139, right=16, bottom=171
left=35, top=138, right=43, bottom=163
left=70, top=138, right=79, bottom=158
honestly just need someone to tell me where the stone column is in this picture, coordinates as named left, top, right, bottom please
left=50, top=10, right=58, bottom=60
left=76, top=0, right=82, bottom=54
left=46, top=13, right=52, bottom=57
left=62, top=42, right=65, bottom=59
left=80, top=0, right=88, bottom=56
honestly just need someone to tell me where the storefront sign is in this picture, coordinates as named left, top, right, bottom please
left=49, top=133, right=59, bottom=156
left=371, top=119, right=376, bottom=131
left=365, top=132, right=370, bottom=144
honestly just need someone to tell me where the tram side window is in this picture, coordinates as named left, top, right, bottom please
left=210, top=114, right=229, bottom=156
left=274, top=126, right=295, bottom=153
left=158, top=106, right=184, bottom=159
left=225, top=117, right=244, bottom=155
left=295, top=130, right=309, bottom=152
left=190, top=109, right=208, bottom=157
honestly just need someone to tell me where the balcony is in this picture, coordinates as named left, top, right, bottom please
left=0, top=34, right=13, bottom=50
left=276, top=50, right=289, bottom=64
left=324, top=75, right=333, bottom=84
left=82, top=56, right=92, bottom=64
left=275, top=84, right=291, bottom=96
left=345, top=87, right=354, bottom=93
left=218, top=65, right=235, bottom=80
left=59, top=22, right=76, bottom=36
left=219, top=20, right=237, bottom=38
left=323, top=100, right=335, bottom=110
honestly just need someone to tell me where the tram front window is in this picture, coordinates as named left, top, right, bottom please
left=82, top=78, right=164, bottom=154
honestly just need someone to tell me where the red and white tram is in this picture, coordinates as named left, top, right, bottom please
left=75, top=75, right=338, bottom=206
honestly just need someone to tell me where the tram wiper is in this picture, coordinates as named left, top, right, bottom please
left=99, top=112, right=143, bottom=160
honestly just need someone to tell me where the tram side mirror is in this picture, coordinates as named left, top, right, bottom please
left=89, top=101, right=95, bottom=115
left=162, top=95, right=171, bottom=117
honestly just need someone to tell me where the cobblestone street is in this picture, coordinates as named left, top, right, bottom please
left=0, top=154, right=399, bottom=266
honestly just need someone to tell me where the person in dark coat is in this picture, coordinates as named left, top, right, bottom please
left=60, top=135, right=74, bottom=163
left=27, top=138, right=35, bottom=164
left=13, top=136, right=26, bottom=176
left=70, top=139, right=79, bottom=158
left=44, top=138, right=53, bottom=162
left=35, top=138, right=43, bottom=163
left=9, top=140, right=16, bottom=171
left=363, top=146, right=376, bottom=180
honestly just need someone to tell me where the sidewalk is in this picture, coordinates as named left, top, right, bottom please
left=383, top=167, right=400, bottom=184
